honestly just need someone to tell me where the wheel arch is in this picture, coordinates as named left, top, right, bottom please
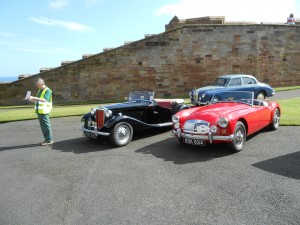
left=237, top=118, right=248, bottom=135
left=256, top=90, right=267, bottom=99
left=270, top=106, right=281, bottom=122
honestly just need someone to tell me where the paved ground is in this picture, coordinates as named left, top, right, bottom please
left=268, top=89, right=300, bottom=100
left=0, top=90, right=299, bottom=225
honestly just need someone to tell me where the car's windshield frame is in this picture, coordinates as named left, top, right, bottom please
left=128, top=91, right=155, bottom=102
left=210, top=91, right=254, bottom=106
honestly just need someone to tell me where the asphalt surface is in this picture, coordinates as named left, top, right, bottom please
left=268, top=88, right=300, bottom=100
left=0, top=90, right=299, bottom=225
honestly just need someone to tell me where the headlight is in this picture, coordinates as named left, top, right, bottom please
left=172, top=115, right=179, bottom=124
left=172, top=115, right=180, bottom=129
left=218, top=118, right=229, bottom=128
left=104, top=108, right=112, bottom=118
left=202, top=93, right=206, bottom=98
left=90, top=108, right=96, bottom=115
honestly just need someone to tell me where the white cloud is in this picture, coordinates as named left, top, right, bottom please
left=155, top=0, right=297, bottom=23
left=49, top=0, right=69, bottom=9
left=30, top=17, right=94, bottom=33
left=0, top=33, right=78, bottom=54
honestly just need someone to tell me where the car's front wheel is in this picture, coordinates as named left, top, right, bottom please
left=256, top=91, right=266, bottom=100
left=110, top=122, right=133, bottom=147
left=228, top=121, right=246, bottom=153
left=269, top=108, right=280, bottom=130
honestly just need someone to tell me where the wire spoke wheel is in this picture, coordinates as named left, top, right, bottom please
left=234, top=127, right=245, bottom=149
left=256, top=91, right=265, bottom=100
left=110, top=122, right=133, bottom=147
left=228, top=121, right=246, bottom=153
left=116, top=125, right=130, bottom=143
left=269, top=108, right=280, bottom=130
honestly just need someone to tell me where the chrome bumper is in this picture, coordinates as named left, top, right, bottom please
left=172, top=129, right=234, bottom=144
left=271, top=90, right=275, bottom=96
left=80, top=124, right=110, bottom=137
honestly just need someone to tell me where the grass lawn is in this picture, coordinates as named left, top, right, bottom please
left=277, top=97, right=300, bottom=126
left=0, top=104, right=100, bottom=123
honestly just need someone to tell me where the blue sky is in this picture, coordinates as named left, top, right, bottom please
left=1, top=0, right=299, bottom=81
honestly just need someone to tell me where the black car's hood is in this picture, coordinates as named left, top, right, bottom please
left=99, top=101, right=150, bottom=111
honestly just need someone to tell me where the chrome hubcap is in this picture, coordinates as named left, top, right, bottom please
left=273, top=109, right=280, bottom=128
left=257, top=93, right=265, bottom=100
left=234, top=127, right=245, bottom=149
left=116, top=125, right=130, bottom=144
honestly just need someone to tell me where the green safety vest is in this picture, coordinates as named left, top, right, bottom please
left=35, top=87, right=52, bottom=114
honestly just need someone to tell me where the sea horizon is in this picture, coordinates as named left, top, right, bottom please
left=0, top=76, right=18, bottom=83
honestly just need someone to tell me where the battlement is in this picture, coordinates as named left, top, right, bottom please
left=165, top=16, right=225, bottom=31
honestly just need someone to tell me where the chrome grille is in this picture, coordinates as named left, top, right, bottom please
left=96, top=110, right=105, bottom=128
left=183, top=120, right=210, bottom=134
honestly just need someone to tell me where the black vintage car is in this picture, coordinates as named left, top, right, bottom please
left=81, top=91, right=188, bottom=147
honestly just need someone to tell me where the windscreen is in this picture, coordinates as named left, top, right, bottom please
left=211, top=91, right=254, bottom=105
left=128, top=91, right=154, bottom=102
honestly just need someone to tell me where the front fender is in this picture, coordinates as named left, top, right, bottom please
left=105, top=115, right=152, bottom=129
left=81, top=112, right=94, bottom=122
left=171, top=103, right=187, bottom=114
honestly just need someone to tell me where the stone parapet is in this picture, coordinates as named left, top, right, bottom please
left=82, top=54, right=95, bottom=59
left=103, top=48, right=114, bottom=52
left=40, top=67, right=55, bottom=73
left=61, top=61, right=75, bottom=66
left=166, top=16, right=225, bottom=31
left=18, top=74, right=32, bottom=80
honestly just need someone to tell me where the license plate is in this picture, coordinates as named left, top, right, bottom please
left=184, top=138, right=206, bottom=146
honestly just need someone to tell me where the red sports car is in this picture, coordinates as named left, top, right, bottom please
left=172, top=91, right=281, bottom=152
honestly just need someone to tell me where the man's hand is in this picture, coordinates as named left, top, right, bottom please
left=27, top=96, right=47, bottom=102
left=27, top=96, right=36, bottom=101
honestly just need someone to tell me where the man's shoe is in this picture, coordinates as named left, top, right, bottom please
left=40, top=141, right=54, bottom=146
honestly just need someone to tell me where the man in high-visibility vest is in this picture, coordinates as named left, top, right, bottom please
left=27, top=78, right=53, bottom=146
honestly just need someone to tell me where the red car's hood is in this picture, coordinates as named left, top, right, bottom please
left=185, top=103, right=250, bottom=123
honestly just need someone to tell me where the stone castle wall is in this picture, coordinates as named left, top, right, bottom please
left=1, top=24, right=300, bottom=105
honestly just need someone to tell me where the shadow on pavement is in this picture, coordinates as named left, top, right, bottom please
left=0, top=143, right=40, bottom=151
left=51, top=128, right=173, bottom=153
left=252, top=151, right=300, bottom=180
left=131, top=127, right=171, bottom=141
left=51, top=137, right=113, bottom=153
left=135, top=137, right=232, bottom=165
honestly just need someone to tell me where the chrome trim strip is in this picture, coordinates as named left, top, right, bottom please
left=157, top=122, right=173, bottom=127
left=182, top=133, right=234, bottom=142
left=173, top=129, right=234, bottom=143
left=271, top=90, right=275, bottom=96
left=80, top=124, right=110, bottom=136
